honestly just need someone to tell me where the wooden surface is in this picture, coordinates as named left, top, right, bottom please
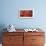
left=3, top=32, right=24, bottom=46
left=24, top=32, right=45, bottom=46
left=2, top=30, right=45, bottom=46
